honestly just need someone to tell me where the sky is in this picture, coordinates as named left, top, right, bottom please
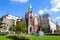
left=0, top=0, right=60, bottom=26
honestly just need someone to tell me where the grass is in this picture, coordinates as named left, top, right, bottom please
left=0, top=35, right=60, bottom=40
left=30, top=35, right=60, bottom=40
left=0, top=36, right=12, bottom=40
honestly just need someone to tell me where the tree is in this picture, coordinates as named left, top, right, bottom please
left=38, top=24, right=48, bottom=33
left=11, top=22, right=27, bottom=33
left=41, top=25, right=48, bottom=32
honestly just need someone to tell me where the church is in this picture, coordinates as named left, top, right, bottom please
left=25, top=4, right=38, bottom=34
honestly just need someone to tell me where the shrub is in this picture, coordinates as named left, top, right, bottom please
left=0, top=32, right=8, bottom=35
left=6, top=34, right=30, bottom=40
left=45, top=33, right=60, bottom=36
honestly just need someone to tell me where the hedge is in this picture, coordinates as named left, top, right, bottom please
left=45, top=33, right=60, bottom=36
left=6, top=34, right=30, bottom=40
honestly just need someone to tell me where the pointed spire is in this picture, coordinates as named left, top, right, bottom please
left=30, top=4, right=32, bottom=8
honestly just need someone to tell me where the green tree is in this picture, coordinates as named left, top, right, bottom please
left=38, top=25, right=48, bottom=33
left=41, top=25, right=48, bottom=31
left=12, top=22, right=27, bottom=33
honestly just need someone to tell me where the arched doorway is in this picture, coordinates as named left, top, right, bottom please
left=30, top=27, right=32, bottom=33
left=28, top=26, right=33, bottom=34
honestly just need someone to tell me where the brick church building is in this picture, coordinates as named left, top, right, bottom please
left=25, top=4, right=38, bottom=34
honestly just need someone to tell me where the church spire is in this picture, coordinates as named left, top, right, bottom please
left=30, top=4, right=32, bottom=8
left=29, top=4, right=32, bottom=13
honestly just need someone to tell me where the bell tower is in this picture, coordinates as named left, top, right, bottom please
left=28, top=4, right=34, bottom=34
left=25, top=4, right=35, bottom=34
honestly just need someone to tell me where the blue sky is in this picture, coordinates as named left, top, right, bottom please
left=0, top=0, right=60, bottom=26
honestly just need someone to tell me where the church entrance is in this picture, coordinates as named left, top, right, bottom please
left=30, top=27, right=32, bottom=33
left=28, top=26, right=33, bottom=34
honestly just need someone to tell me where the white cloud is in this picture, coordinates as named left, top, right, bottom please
left=44, top=8, right=51, bottom=13
left=50, top=8, right=60, bottom=12
left=50, top=0, right=60, bottom=8
left=53, top=16, right=60, bottom=21
left=50, top=0, right=60, bottom=12
left=56, top=16, right=60, bottom=19
left=43, top=0, right=60, bottom=13
left=39, top=10, right=44, bottom=15
left=44, top=8, right=48, bottom=12
left=38, top=0, right=60, bottom=15
left=11, top=0, right=28, bottom=3
left=52, top=16, right=60, bottom=22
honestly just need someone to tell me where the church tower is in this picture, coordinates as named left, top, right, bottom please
left=25, top=4, right=34, bottom=34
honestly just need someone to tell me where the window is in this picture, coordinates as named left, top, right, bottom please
left=30, top=20, right=32, bottom=22
left=13, top=22, right=15, bottom=23
left=30, top=16, right=32, bottom=19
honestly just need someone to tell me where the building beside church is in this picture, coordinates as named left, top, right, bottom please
left=1, top=14, right=22, bottom=32
left=38, top=14, right=56, bottom=33
left=49, top=16, right=56, bottom=33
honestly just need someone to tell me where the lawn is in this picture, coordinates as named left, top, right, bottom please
left=30, top=35, right=60, bottom=40
left=0, top=35, right=60, bottom=40
left=0, top=36, right=11, bottom=40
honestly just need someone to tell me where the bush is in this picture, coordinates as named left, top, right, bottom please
left=45, top=33, right=60, bottom=36
left=6, top=34, right=30, bottom=40
left=0, top=32, right=8, bottom=35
